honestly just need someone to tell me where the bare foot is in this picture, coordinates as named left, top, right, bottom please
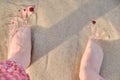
left=8, top=6, right=34, bottom=69
left=89, top=21, right=102, bottom=47
left=79, top=21, right=105, bottom=80
left=89, top=21, right=110, bottom=40
left=8, top=6, right=34, bottom=45
left=19, top=6, right=35, bottom=20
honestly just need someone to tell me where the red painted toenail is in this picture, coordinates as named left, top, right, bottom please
left=92, top=20, right=96, bottom=24
left=12, top=22, right=14, bottom=24
left=23, top=9, right=26, bottom=11
left=29, top=7, right=34, bottom=12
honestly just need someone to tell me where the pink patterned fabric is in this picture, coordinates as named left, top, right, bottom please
left=0, top=60, right=30, bottom=80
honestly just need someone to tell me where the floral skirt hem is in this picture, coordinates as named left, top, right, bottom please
left=0, top=60, right=30, bottom=80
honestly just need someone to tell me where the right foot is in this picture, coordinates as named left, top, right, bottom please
left=89, top=20, right=110, bottom=40
left=80, top=21, right=105, bottom=80
left=89, top=21, right=102, bottom=47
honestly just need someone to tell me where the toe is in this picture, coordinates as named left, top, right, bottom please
left=27, top=6, right=34, bottom=17
left=20, top=8, right=28, bottom=19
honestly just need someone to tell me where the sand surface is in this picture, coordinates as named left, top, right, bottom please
left=0, top=0, right=120, bottom=80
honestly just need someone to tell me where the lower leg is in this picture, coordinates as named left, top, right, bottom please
left=7, top=6, right=34, bottom=69
left=79, top=37, right=104, bottom=80
left=79, top=24, right=104, bottom=80
left=8, top=26, right=31, bottom=69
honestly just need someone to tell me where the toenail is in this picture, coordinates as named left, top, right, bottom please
left=29, top=7, right=34, bottom=12
left=12, top=22, right=14, bottom=24
left=23, top=9, right=26, bottom=11
left=92, top=20, right=96, bottom=24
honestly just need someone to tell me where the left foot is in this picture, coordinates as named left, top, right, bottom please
left=8, top=6, right=34, bottom=45
left=8, top=6, right=34, bottom=69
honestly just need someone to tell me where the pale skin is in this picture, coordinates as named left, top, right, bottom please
left=8, top=6, right=33, bottom=69
left=7, top=6, right=104, bottom=80
left=79, top=26, right=105, bottom=80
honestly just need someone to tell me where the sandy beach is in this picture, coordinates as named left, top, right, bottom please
left=0, top=0, right=120, bottom=80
